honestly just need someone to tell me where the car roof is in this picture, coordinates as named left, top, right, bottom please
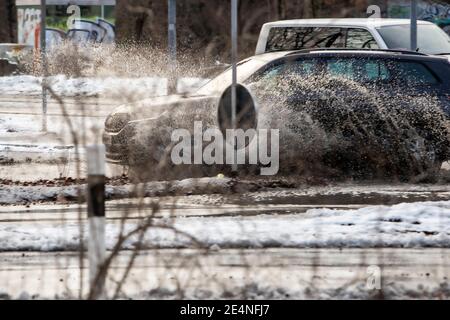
left=262, top=18, right=434, bottom=28
left=251, top=50, right=294, bottom=62
left=253, top=48, right=448, bottom=63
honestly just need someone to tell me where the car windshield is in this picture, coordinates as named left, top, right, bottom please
left=377, top=24, right=450, bottom=55
left=196, top=58, right=269, bottom=95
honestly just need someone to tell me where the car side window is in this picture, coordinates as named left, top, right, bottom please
left=249, top=58, right=438, bottom=88
left=252, top=60, right=317, bottom=83
left=250, top=58, right=392, bottom=84
left=265, top=27, right=346, bottom=52
left=364, top=61, right=390, bottom=81
left=327, top=60, right=354, bottom=78
left=393, top=61, right=439, bottom=86
left=326, top=59, right=391, bottom=82
left=346, top=28, right=379, bottom=49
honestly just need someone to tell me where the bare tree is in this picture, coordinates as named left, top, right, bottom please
left=114, top=0, right=380, bottom=61
left=115, top=0, right=166, bottom=45
left=303, top=0, right=315, bottom=18
left=0, top=0, right=17, bottom=43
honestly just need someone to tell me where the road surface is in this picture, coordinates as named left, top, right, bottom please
left=1, top=248, right=449, bottom=299
left=0, top=197, right=449, bottom=299
left=1, top=95, right=450, bottom=299
left=0, top=96, right=126, bottom=180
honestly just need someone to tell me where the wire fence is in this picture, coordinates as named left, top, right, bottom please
left=1, top=1, right=450, bottom=300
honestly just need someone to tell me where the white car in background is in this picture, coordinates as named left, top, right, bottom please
left=256, top=18, right=450, bottom=58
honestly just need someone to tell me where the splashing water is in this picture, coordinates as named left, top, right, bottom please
left=32, top=44, right=449, bottom=182
left=21, top=42, right=219, bottom=79
left=251, top=74, right=450, bottom=181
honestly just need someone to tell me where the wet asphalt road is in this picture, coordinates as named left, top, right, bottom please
left=0, top=191, right=448, bottom=298
left=1, top=248, right=449, bottom=299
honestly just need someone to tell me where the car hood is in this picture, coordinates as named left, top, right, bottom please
left=111, top=94, right=218, bottom=121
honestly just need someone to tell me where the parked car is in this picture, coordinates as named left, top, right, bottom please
left=0, top=59, right=17, bottom=76
left=256, top=19, right=450, bottom=58
left=103, top=49, right=450, bottom=181
left=0, top=43, right=32, bottom=76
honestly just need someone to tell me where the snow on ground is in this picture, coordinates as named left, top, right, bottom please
left=0, top=144, right=76, bottom=164
left=1, top=200, right=449, bottom=251
left=3, top=281, right=450, bottom=300
left=0, top=75, right=208, bottom=97
left=135, top=282, right=450, bottom=300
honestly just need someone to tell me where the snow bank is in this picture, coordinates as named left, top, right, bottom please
left=1, top=200, right=449, bottom=251
left=0, top=75, right=208, bottom=97
left=137, top=282, right=450, bottom=300
left=0, top=177, right=234, bottom=204
left=1, top=178, right=450, bottom=205
left=5, top=282, right=450, bottom=300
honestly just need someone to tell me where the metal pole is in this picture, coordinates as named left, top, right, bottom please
left=87, top=145, right=106, bottom=299
left=410, top=0, right=418, bottom=51
left=168, top=0, right=177, bottom=94
left=101, top=5, right=105, bottom=19
left=40, top=0, right=47, bottom=132
left=231, top=0, right=238, bottom=172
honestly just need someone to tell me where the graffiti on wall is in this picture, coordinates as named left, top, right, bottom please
left=17, top=6, right=116, bottom=49
left=48, top=19, right=116, bottom=48
left=17, top=8, right=42, bottom=49
left=420, top=1, right=450, bottom=34
left=389, top=0, right=450, bottom=35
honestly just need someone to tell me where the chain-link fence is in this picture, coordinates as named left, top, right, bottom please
left=1, top=1, right=450, bottom=300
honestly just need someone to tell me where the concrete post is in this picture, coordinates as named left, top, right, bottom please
left=86, top=145, right=106, bottom=299
left=40, top=0, right=47, bottom=132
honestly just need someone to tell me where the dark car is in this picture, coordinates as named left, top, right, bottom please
left=0, top=59, right=18, bottom=76
left=103, top=49, right=450, bottom=181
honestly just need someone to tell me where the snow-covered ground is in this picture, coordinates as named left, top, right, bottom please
left=0, top=75, right=208, bottom=97
left=1, top=200, right=449, bottom=251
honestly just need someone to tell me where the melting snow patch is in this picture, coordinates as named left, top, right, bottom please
left=0, top=75, right=208, bottom=97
